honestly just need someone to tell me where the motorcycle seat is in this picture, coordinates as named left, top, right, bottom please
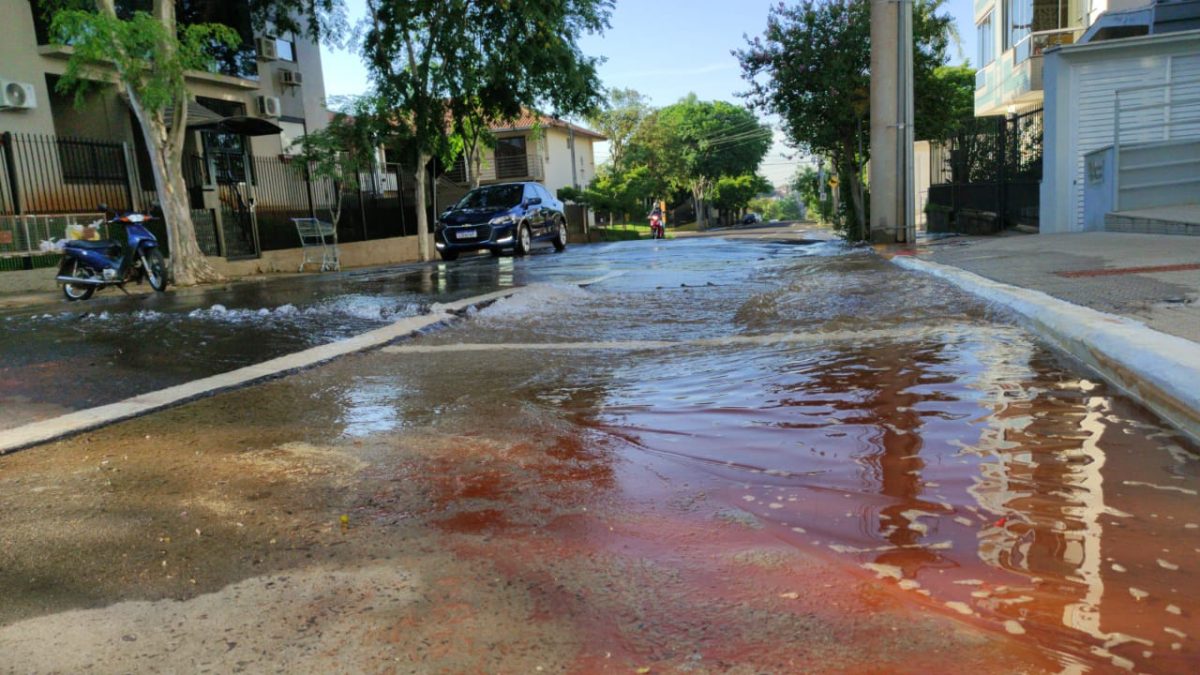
left=64, top=239, right=119, bottom=250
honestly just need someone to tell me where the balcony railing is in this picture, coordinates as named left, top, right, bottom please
left=1013, top=28, right=1082, bottom=65
left=474, top=152, right=544, bottom=184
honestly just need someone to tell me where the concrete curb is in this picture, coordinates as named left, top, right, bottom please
left=893, top=255, right=1200, bottom=443
left=0, top=277, right=615, bottom=455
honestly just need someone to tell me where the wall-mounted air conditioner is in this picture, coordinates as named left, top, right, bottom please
left=257, top=95, right=281, bottom=118
left=278, top=70, right=303, bottom=87
left=256, top=36, right=278, bottom=61
left=0, top=80, right=37, bottom=110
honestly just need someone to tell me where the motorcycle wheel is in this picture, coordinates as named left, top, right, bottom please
left=62, top=261, right=96, bottom=301
left=141, top=248, right=168, bottom=292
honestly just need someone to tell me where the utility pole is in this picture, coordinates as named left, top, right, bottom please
left=870, top=0, right=915, bottom=244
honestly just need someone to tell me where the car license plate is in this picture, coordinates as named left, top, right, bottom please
left=458, top=228, right=477, bottom=239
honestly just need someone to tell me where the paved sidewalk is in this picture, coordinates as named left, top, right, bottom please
left=913, top=231, right=1200, bottom=342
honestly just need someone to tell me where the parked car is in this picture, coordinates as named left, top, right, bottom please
left=435, top=182, right=568, bottom=261
left=741, top=212, right=762, bottom=225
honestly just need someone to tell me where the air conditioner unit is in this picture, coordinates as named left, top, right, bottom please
left=0, top=80, right=37, bottom=111
left=257, top=95, right=281, bottom=118
left=256, top=36, right=278, bottom=61
left=278, top=70, right=303, bottom=87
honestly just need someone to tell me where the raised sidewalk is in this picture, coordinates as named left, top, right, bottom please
left=896, top=231, right=1200, bottom=442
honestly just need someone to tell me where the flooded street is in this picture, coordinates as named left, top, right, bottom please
left=2, top=237, right=1198, bottom=672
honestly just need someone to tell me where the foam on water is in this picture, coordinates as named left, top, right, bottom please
left=470, top=283, right=591, bottom=322
left=184, top=295, right=422, bottom=324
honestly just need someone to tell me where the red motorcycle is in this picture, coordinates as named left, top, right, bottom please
left=649, top=213, right=665, bottom=239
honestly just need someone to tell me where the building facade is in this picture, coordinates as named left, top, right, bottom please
left=1, top=0, right=329, bottom=155
left=443, top=113, right=603, bottom=198
left=0, top=0, right=333, bottom=261
left=972, top=0, right=1149, bottom=116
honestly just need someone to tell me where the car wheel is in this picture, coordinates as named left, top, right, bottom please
left=552, top=219, right=567, bottom=252
left=514, top=223, right=532, bottom=256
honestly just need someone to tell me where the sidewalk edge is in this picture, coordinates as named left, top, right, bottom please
left=893, top=255, right=1200, bottom=444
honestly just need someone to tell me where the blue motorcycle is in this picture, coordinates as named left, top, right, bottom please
left=56, top=205, right=168, bottom=301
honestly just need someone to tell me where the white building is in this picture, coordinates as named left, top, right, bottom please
left=1038, top=3, right=1200, bottom=234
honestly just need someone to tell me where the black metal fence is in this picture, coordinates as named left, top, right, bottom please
left=0, top=132, right=135, bottom=215
left=927, top=108, right=1043, bottom=231
left=1, top=131, right=436, bottom=265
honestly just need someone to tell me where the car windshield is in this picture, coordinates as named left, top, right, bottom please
left=455, top=185, right=524, bottom=210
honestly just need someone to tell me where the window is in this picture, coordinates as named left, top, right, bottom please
left=977, top=12, right=995, bottom=67
left=1004, top=0, right=1031, bottom=52
left=278, top=120, right=306, bottom=155
left=276, top=38, right=296, bottom=62
left=58, top=138, right=128, bottom=184
left=495, top=136, right=528, bottom=179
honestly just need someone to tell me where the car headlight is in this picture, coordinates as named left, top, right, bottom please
left=488, top=215, right=516, bottom=226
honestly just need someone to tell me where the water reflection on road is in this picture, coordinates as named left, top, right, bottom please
left=401, top=238, right=1199, bottom=671
left=3, top=236, right=1198, bottom=671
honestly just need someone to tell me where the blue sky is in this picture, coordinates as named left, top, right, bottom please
left=319, top=0, right=977, bottom=186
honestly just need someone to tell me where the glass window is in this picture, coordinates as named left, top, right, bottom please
left=495, top=136, right=528, bottom=179
left=1004, top=0, right=1031, bottom=51
left=977, top=12, right=995, bottom=67
left=276, top=38, right=296, bottom=62
left=455, top=184, right=524, bottom=209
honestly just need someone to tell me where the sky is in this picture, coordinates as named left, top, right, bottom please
left=319, top=0, right=978, bottom=188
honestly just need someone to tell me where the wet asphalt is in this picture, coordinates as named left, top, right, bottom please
left=1, top=234, right=1199, bottom=673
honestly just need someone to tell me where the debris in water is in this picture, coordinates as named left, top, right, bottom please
left=1130, top=588, right=1150, bottom=601
left=1112, top=563, right=1127, bottom=573
left=1166, top=605, right=1182, bottom=615
left=779, top=592, right=799, bottom=600
left=1156, top=559, right=1179, bottom=571
left=1004, top=620, right=1025, bottom=635
left=861, top=562, right=903, bottom=581
left=945, top=601, right=974, bottom=616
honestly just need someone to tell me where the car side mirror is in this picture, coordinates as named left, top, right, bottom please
left=526, top=197, right=542, bottom=206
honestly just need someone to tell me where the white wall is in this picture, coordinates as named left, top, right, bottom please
left=1041, top=32, right=1200, bottom=233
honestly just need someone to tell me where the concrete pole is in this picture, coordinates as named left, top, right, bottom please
left=870, top=0, right=915, bottom=244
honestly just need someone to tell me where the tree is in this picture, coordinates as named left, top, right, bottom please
left=51, top=1, right=239, bottom=285
left=47, top=0, right=339, bottom=285
left=586, top=88, right=652, bottom=171
left=918, top=65, right=976, bottom=142
left=631, top=97, right=771, bottom=230
left=748, top=194, right=803, bottom=222
left=737, top=0, right=955, bottom=240
left=289, top=96, right=384, bottom=232
left=361, top=0, right=611, bottom=261
left=711, top=173, right=772, bottom=223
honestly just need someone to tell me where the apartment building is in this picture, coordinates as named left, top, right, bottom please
left=0, top=0, right=332, bottom=260
left=1, top=0, right=328, bottom=153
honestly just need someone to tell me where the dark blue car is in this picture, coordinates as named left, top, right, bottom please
left=435, top=182, right=568, bottom=261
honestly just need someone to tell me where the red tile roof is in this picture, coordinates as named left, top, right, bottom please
left=490, top=112, right=606, bottom=140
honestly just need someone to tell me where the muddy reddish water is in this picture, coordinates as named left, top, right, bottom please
left=1, top=237, right=1198, bottom=672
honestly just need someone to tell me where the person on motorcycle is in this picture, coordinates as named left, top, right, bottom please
left=648, top=204, right=665, bottom=239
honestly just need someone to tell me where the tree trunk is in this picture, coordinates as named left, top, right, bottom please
left=130, top=95, right=222, bottom=286
left=693, top=190, right=707, bottom=231
left=413, top=151, right=432, bottom=261
left=469, top=148, right=482, bottom=190
left=96, top=0, right=220, bottom=285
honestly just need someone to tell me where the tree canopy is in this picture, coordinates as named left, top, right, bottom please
left=586, top=88, right=652, bottom=171
left=628, top=96, right=771, bottom=229
left=361, top=0, right=611, bottom=260
left=736, top=0, right=956, bottom=239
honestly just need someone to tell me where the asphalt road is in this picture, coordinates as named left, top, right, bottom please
left=2, top=231, right=1198, bottom=673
